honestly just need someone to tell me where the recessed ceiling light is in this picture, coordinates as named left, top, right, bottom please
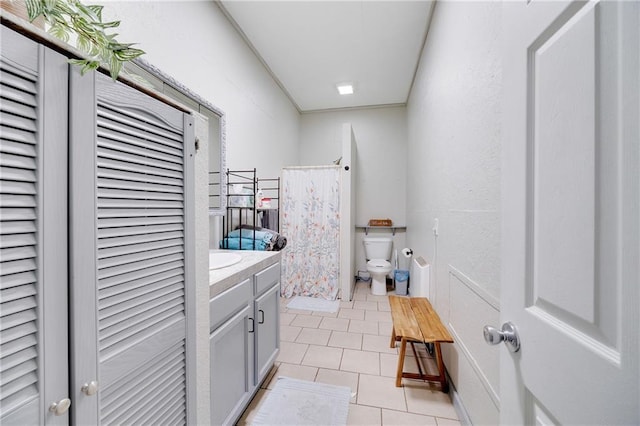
left=337, top=84, right=354, bottom=95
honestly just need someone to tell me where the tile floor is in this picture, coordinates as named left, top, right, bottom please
left=237, top=281, right=460, bottom=425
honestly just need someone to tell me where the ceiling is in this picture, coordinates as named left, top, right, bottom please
left=218, top=1, right=435, bottom=112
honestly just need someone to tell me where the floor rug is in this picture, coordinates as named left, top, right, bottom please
left=286, top=295, right=340, bottom=313
left=252, top=377, right=350, bottom=425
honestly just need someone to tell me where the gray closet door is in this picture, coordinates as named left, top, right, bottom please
left=1, top=26, right=69, bottom=425
left=70, top=70, right=194, bottom=424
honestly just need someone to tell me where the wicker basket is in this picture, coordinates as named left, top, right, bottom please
left=368, top=218, right=393, bottom=227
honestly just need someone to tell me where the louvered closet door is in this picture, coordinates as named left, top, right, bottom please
left=1, top=27, right=69, bottom=425
left=70, top=70, right=194, bottom=425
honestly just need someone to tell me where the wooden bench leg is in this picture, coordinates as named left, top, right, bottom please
left=434, top=342, right=449, bottom=393
left=396, top=337, right=407, bottom=387
left=390, top=328, right=396, bottom=348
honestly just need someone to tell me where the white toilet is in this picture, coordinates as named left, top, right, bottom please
left=363, top=236, right=393, bottom=295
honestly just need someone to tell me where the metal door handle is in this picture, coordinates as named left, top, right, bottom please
left=483, top=321, right=520, bottom=352
left=81, top=380, right=99, bottom=396
left=49, top=398, right=71, bottom=416
left=258, top=309, right=265, bottom=324
left=248, top=317, right=254, bottom=333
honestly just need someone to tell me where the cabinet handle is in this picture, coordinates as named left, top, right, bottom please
left=49, top=398, right=71, bottom=416
left=258, top=310, right=265, bottom=324
left=248, top=317, right=254, bottom=333
left=81, top=380, right=99, bottom=396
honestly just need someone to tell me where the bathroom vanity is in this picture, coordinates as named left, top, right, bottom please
left=209, top=251, right=281, bottom=425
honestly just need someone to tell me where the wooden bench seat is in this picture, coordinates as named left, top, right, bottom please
left=388, top=295, right=454, bottom=392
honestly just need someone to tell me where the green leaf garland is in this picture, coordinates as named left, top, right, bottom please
left=25, top=0, right=144, bottom=79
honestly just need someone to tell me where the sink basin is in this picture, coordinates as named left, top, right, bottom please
left=209, top=251, right=242, bottom=270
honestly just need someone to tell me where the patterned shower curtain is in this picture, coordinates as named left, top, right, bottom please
left=281, top=166, right=341, bottom=300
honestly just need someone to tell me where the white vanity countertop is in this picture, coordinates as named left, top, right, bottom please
left=209, top=250, right=281, bottom=298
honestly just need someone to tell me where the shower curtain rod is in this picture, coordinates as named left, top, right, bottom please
left=282, top=165, right=340, bottom=170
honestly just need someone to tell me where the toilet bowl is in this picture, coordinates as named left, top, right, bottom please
left=363, top=236, right=393, bottom=296
left=367, top=259, right=393, bottom=295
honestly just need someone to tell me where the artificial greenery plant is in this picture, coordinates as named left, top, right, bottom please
left=25, top=0, right=144, bottom=79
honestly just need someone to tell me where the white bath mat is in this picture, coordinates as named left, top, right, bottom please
left=252, top=377, right=350, bottom=425
left=286, top=295, right=340, bottom=313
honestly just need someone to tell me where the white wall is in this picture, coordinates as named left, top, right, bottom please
left=406, top=2, right=502, bottom=425
left=299, top=107, right=408, bottom=277
left=98, top=1, right=300, bottom=179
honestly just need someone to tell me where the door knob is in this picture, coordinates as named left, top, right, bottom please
left=81, top=380, right=99, bottom=396
left=483, top=321, right=520, bottom=352
left=49, top=398, right=71, bottom=416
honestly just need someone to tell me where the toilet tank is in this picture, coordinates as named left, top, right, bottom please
left=363, top=237, right=393, bottom=260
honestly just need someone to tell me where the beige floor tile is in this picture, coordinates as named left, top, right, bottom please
left=340, top=300, right=354, bottom=309
left=339, top=308, right=365, bottom=321
left=301, top=344, right=343, bottom=370
left=363, top=334, right=397, bottom=354
left=341, top=349, right=380, bottom=375
left=380, top=353, right=399, bottom=378
left=290, top=314, right=322, bottom=328
left=319, top=316, right=350, bottom=332
left=379, top=321, right=394, bottom=336
left=404, top=384, right=458, bottom=419
left=381, top=347, right=434, bottom=380
left=328, top=331, right=363, bottom=350
left=381, top=409, right=438, bottom=425
left=366, top=293, right=390, bottom=303
left=378, top=301, right=391, bottom=311
left=279, top=325, right=301, bottom=342
left=357, top=374, right=407, bottom=412
left=295, top=327, right=332, bottom=345
left=316, top=368, right=359, bottom=403
left=279, top=312, right=296, bottom=326
left=347, top=404, right=382, bottom=425
left=264, top=362, right=318, bottom=389
left=354, top=281, right=370, bottom=290
left=311, top=310, right=339, bottom=318
left=354, top=300, right=379, bottom=311
left=276, top=341, right=308, bottom=364
left=236, top=388, right=270, bottom=425
left=286, top=308, right=314, bottom=315
left=348, top=319, right=380, bottom=335
left=435, top=417, right=462, bottom=426
left=366, top=310, right=392, bottom=322
left=352, top=291, right=368, bottom=301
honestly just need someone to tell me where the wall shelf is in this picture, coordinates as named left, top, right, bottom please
left=355, top=225, right=406, bottom=236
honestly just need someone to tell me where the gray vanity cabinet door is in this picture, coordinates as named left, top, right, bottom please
left=70, top=70, right=195, bottom=425
left=210, top=303, right=253, bottom=426
left=1, top=26, right=69, bottom=425
left=254, top=283, right=280, bottom=386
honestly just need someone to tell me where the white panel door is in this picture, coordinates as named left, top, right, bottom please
left=500, top=1, right=639, bottom=424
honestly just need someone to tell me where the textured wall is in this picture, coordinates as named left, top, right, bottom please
left=299, top=107, right=408, bottom=274
left=98, top=1, right=300, bottom=180
left=406, top=2, right=502, bottom=424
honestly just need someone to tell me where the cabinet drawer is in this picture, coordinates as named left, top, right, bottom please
left=255, top=262, right=280, bottom=296
left=210, top=278, right=252, bottom=331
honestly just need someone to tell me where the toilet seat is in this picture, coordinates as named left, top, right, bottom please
left=367, top=259, right=392, bottom=270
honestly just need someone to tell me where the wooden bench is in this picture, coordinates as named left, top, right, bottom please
left=388, top=295, right=454, bottom=392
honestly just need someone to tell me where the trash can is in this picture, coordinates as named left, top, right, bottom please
left=394, top=269, right=409, bottom=295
